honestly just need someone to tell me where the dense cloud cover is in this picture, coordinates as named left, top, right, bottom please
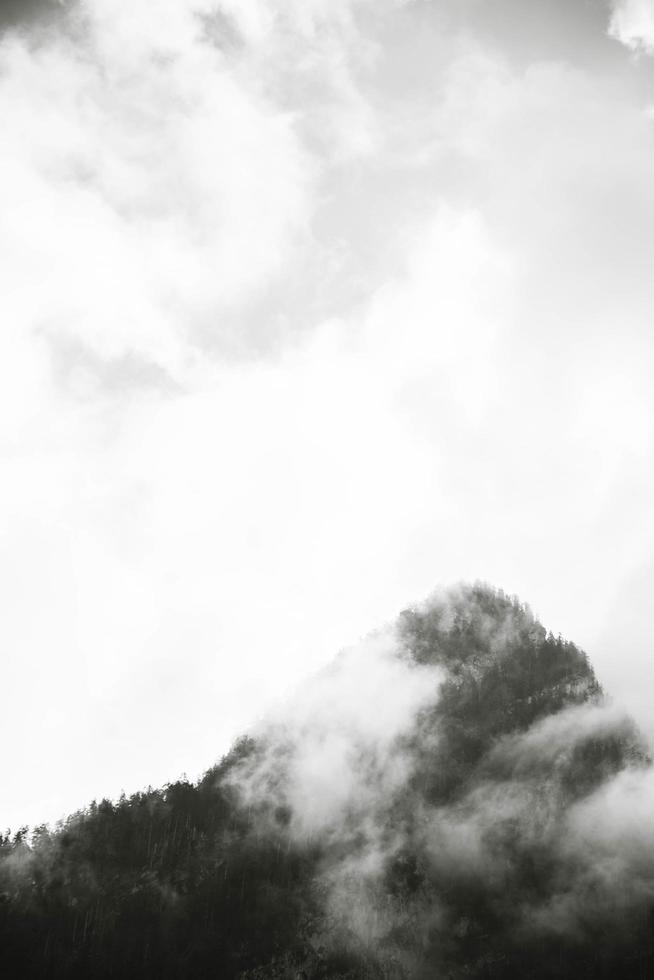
left=2, top=585, right=654, bottom=977
left=5, top=0, right=654, bottom=834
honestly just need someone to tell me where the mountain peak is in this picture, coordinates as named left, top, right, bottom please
left=2, top=584, right=653, bottom=979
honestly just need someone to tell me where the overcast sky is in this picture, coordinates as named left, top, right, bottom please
left=3, top=0, right=654, bottom=831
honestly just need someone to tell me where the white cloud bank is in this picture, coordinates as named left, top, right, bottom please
left=0, top=1, right=313, bottom=382
left=610, top=0, right=654, bottom=52
left=3, top=0, right=654, bottom=831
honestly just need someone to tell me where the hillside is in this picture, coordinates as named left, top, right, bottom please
left=2, top=584, right=653, bottom=978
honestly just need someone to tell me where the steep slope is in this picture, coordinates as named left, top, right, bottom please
left=1, top=584, right=652, bottom=979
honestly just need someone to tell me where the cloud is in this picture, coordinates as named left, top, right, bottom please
left=567, top=765, right=654, bottom=882
left=229, top=627, right=443, bottom=839
left=609, top=0, right=654, bottom=52
left=5, top=0, right=654, bottom=836
left=0, top=8, right=314, bottom=381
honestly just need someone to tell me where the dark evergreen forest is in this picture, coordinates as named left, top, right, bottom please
left=2, top=585, right=653, bottom=978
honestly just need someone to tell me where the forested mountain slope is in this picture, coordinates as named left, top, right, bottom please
left=2, top=584, right=653, bottom=978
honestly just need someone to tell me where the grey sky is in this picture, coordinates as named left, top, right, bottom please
left=0, top=0, right=64, bottom=31
left=2, top=0, right=654, bottom=831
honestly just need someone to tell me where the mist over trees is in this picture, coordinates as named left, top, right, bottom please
left=2, top=584, right=654, bottom=978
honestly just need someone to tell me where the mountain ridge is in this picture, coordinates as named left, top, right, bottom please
left=2, top=583, right=653, bottom=978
